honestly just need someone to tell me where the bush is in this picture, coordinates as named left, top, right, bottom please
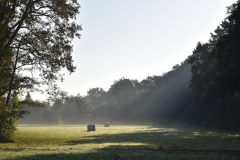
left=0, top=92, right=28, bottom=142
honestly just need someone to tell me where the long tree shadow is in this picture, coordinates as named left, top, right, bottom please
left=64, top=127, right=183, bottom=146
left=5, top=152, right=117, bottom=160
left=65, top=131, right=176, bottom=145
left=3, top=125, right=240, bottom=160
left=64, top=125, right=240, bottom=151
left=6, top=146, right=240, bottom=160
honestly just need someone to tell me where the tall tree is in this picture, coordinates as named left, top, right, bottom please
left=0, top=0, right=82, bottom=105
left=209, top=0, right=240, bottom=99
left=0, top=0, right=81, bottom=141
left=108, top=78, right=139, bottom=108
left=86, top=88, right=107, bottom=110
left=187, top=0, right=240, bottom=129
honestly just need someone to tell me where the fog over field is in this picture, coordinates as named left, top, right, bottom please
left=20, top=61, right=191, bottom=125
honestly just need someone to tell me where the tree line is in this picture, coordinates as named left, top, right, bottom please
left=20, top=62, right=191, bottom=125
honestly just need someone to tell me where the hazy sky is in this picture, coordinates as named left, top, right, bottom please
left=32, top=0, right=237, bottom=100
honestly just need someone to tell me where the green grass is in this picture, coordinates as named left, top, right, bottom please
left=1, top=124, right=240, bottom=159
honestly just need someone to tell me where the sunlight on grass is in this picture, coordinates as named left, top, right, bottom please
left=1, top=125, right=240, bottom=160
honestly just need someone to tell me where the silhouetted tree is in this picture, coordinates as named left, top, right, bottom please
left=186, top=0, right=240, bottom=129
left=0, top=0, right=82, bottom=105
left=86, top=88, right=107, bottom=111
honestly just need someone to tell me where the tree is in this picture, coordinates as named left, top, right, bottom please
left=0, top=48, right=12, bottom=97
left=0, top=46, right=28, bottom=142
left=108, top=78, right=138, bottom=108
left=209, top=0, right=240, bottom=99
left=0, top=92, right=28, bottom=142
left=61, top=94, right=87, bottom=124
left=86, top=88, right=107, bottom=111
left=0, top=0, right=82, bottom=105
left=186, top=0, right=240, bottom=129
left=0, top=0, right=81, bottom=141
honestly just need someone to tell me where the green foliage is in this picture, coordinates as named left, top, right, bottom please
left=108, top=78, right=139, bottom=108
left=0, top=0, right=81, bottom=140
left=186, top=0, right=240, bottom=129
left=0, top=48, right=12, bottom=97
left=21, top=92, right=87, bottom=125
left=0, top=92, right=28, bottom=142
left=22, top=60, right=191, bottom=125
left=86, top=87, right=107, bottom=110
left=0, top=0, right=82, bottom=103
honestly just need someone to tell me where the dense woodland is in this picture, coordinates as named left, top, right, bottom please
left=1, top=0, right=240, bottom=142
left=21, top=0, right=240, bottom=130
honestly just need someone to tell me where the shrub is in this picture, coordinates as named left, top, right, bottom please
left=0, top=92, right=28, bottom=142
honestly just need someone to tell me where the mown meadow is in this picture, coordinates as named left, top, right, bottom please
left=0, top=125, right=240, bottom=160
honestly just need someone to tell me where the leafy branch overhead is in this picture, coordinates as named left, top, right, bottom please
left=0, top=0, right=82, bottom=141
left=0, top=0, right=81, bottom=80
left=0, top=0, right=82, bottom=102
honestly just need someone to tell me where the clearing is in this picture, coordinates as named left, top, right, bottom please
left=0, top=124, right=240, bottom=159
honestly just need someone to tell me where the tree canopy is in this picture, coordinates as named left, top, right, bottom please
left=0, top=0, right=81, bottom=141
left=0, top=0, right=82, bottom=104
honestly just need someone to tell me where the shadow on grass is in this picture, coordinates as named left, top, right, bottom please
left=64, top=125, right=239, bottom=150
left=65, top=132, right=174, bottom=146
left=5, top=151, right=116, bottom=160
left=5, top=146, right=240, bottom=160
left=3, top=125, right=240, bottom=160
left=64, top=126, right=187, bottom=146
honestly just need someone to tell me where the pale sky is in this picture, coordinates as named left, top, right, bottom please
left=32, top=0, right=237, bottom=100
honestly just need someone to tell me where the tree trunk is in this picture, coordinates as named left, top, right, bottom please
left=6, top=47, right=20, bottom=106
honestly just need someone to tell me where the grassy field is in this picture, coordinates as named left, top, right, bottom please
left=0, top=124, right=240, bottom=160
